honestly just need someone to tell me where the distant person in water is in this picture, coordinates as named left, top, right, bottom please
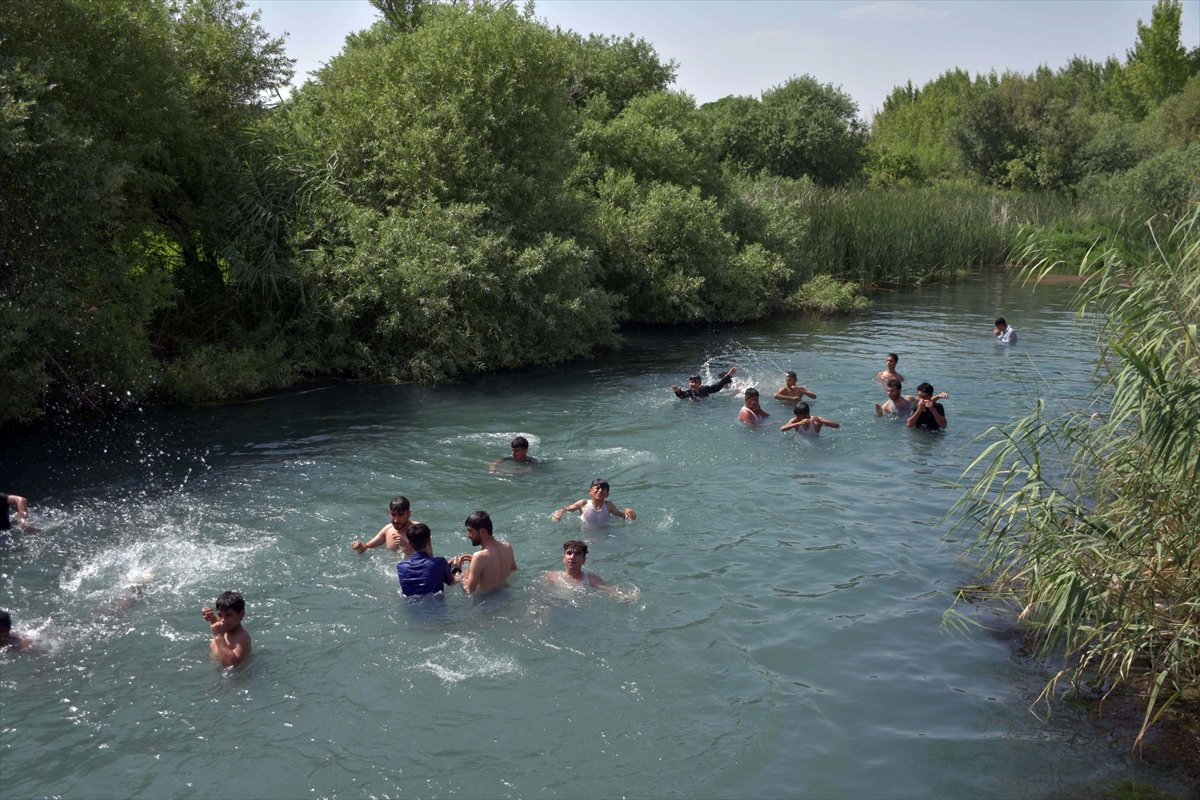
left=773, top=371, right=816, bottom=403
left=553, top=478, right=636, bottom=523
left=490, top=436, right=537, bottom=473
left=0, top=610, right=33, bottom=652
left=396, top=523, right=457, bottom=597
left=1, top=492, right=40, bottom=533
left=351, top=496, right=418, bottom=558
left=994, top=317, right=1017, bottom=344
left=449, top=511, right=517, bottom=595
left=781, top=402, right=840, bottom=437
left=738, top=387, right=770, bottom=426
left=907, top=382, right=948, bottom=431
left=673, top=366, right=738, bottom=399
left=201, top=590, right=251, bottom=667
left=544, top=540, right=608, bottom=589
left=876, top=353, right=904, bottom=384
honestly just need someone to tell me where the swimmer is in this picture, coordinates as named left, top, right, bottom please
left=552, top=478, right=636, bottom=523
left=544, top=540, right=607, bottom=588
left=396, top=523, right=457, bottom=597
left=351, top=496, right=419, bottom=558
left=0, top=610, right=33, bottom=652
left=449, top=510, right=517, bottom=595
left=875, top=378, right=915, bottom=417
left=781, top=402, right=840, bottom=437
left=738, top=387, right=770, bottom=426
left=773, top=371, right=817, bottom=403
left=1, top=492, right=40, bottom=533
left=907, top=382, right=948, bottom=431
left=201, top=590, right=251, bottom=667
left=876, top=353, right=904, bottom=385
left=994, top=317, right=1017, bottom=344
left=673, top=366, right=738, bottom=400
left=490, top=435, right=538, bottom=473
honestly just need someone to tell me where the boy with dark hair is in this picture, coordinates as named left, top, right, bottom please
left=876, top=354, right=903, bottom=384
left=351, top=496, right=419, bottom=557
left=490, top=436, right=537, bottom=472
left=773, top=371, right=817, bottom=402
left=396, top=523, right=457, bottom=597
left=450, top=511, right=517, bottom=594
left=994, top=317, right=1017, bottom=344
left=201, top=591, right=251, bottom=667
left=544, top=540, right=607, bottom=588
left=672, top=366, right=738, bottom=399
left=552, top=478, right=636, bottom=523
left=907, top=383, right=948, bottom=431
left=781, top=402, right=840, bottom=436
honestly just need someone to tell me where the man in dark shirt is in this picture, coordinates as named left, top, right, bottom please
left=906, top=382, right=948, bottom=431
left=672, top=366, right=738, bottom=399
left=396, top=523, right=457, bottom=597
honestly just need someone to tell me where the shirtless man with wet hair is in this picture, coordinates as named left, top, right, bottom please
left=450, top=510, right=517, bottom=594
left=350, top=496, right=419, bottom=558
left=773, top=371, right=816, bottom=403
left=876, top=353, right=904, bottom=385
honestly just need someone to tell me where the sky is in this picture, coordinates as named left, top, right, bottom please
left=250, top=0, right=1200, bottom=118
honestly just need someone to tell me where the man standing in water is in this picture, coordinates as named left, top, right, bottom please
left=994, top=317, right=1017, bottom=344
left=773, top=371, right=817, bottom=402
left=876, top=353, right=904, bottom=384
left=907, top=383, right=948, bottom=431
left=672, top=366, right=738, bottom=399
left=350, top=496, right=418, bottom=558
left=450, top=511, right=517, bottom=594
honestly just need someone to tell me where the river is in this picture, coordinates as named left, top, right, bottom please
left=1, top=276, right=1192, bottom=798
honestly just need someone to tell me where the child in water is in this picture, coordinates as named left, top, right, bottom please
left=552, top=478, right=636, bottom=523
left=781, top=403, right=840, bottom=437
left=201, top=591, right=251, bottom=667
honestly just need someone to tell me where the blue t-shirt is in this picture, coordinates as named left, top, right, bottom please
left=397, top=551, right=455, bottom=596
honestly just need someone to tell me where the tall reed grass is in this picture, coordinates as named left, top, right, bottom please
left=951, top=208, right=1200, bottom=746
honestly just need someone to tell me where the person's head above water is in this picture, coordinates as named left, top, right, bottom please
left=510, top=436, right=529, bottom=450
left=389, top=496, right=410, bottom=514
left=793, top=402, right=811, bottom=417
left=886, top=378, right=902, bottom=398
left=214, top=591, right=245, bottom=616
left=563, top=539, right=588, bottom=556
left=916, top=382, right=935, bottom=398
left=744, top=387, right=759, bottom=399
left=464, top=510, right=493, bottom=534
left=405, top=522, right=432, bottom=551
left=589, top=478, right=610, bottom=493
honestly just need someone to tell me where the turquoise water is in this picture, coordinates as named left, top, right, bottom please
left=0, top=277, right=1191, bottom=798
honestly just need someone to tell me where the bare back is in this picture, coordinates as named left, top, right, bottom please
left=465, top=539, right=517, bottom=594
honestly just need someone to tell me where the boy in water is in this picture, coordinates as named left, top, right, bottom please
left=449, top=511, right=517, bottom=595
left=544, top=540, right=607, bottom=588
left=876, top=353, right=904, bottom=384
left=350, top=496, right=418, bottom=558
left=994, top=317, right=1017, bottom=344
left=552, top=479, right=636, bottom=523
left=907, top=382, right=948, bottom=431
left=201, top=591, right=251, bottom=667
left=875, top=378, right=915, bottom=417
left=781, top=402, right=840, bottom=436
left=773, top=371, right=817, bottom=402
left=672, top=366, right=738, bottom=399
left=738, top=387, right=771, bottom=426
left=490, top=435, right=537, bottom=473
left=396, top=523, right=457, bottom=597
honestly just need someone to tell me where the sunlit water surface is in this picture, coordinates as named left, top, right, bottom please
left=2, top=278, right=1192, bottom=798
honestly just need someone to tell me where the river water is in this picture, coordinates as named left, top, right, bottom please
left=1, top=277, right=1192, bottom=798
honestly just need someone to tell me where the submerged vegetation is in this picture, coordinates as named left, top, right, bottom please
left=953, top=208, right=1200, bottom=745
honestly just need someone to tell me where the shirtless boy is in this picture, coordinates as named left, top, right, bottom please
left=350, top=496, right=418, bottom=558
left=773, top=371, right=817, bottom=402
left=201, top=590, right=251, bottom=667
left=553, top=479, right=636, bottom=523
left=544, top=540, right=607, bottom=588
left=876, top=353, right=904, bottom=384
left=449, top=511, right=517, bottom=595
left=738, top=387, right=770, bottom=426
left=875, top=378, right=915, bottom=417
left=490, top=436, right=538, bottom=473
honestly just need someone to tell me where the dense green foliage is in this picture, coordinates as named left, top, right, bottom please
left=2, top=0, right=1198, bottom=427
left=953, top=209, right=1200, bottom=745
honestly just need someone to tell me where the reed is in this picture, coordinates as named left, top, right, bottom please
left=951, top=208, right=1200, bottom=746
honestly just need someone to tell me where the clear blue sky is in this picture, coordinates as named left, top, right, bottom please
left=251, top=0, right=1200, bottom=117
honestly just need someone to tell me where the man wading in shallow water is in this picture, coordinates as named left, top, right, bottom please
left=450, top=510, right=517, bottom=594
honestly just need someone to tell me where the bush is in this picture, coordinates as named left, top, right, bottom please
left=786, top=274, right=871, bottom=314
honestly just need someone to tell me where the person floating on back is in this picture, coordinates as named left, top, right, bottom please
left=876, top=353, right=903, bottom=384
left=672, top=366, right=737, bottom=399
left=907, top=382, right=948, bottom=431
left=994, top=317, right=1017, bottom=344
left=781, top=402, right=840, bottom=437
left=449, top=511, right=517, bottom=595
left=201, top=591, right=251, bottom=667
left=351, top=496, right=418, bottom=558
left=552, top=478, right=636, bottom=523
left=773, top=371, right=816, bottom=403
left=738, top=387, right=771, bottom=426
left=490, top=435, right=537, bottom=473
left=396, top=523, right=457, bottom=597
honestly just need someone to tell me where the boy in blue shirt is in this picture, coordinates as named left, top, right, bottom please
left=397, top=523, right=457, bottom=596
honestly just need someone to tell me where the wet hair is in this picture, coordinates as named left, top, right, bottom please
left=563, top=539, right=588, bottom=556
left=916, top=382, right=935, bottom=396
left=688, top=374, right=701, bottom=382
left=886, top=378, right=902, bottom=390
left=464, top=510, right=493, bottom=534
left=793, top=402, right=810, bottom=416
left=785, top=371, right=797, bottom=379
left=389, top=496, right=411, bottom=514
left=405, top=522, right=432, bottom=549
left=744, top=387, right=759, bottom=398
left=510, top=436, right=529, bottom=450
left=214, top=591, right=245, bottom=615
left=0, top=609, right=10, bottom=635
left=887, top=353, right=899, bottom=363
left=589, top=478, right=610, bottom=491
left=995, top=317, right=1006, bottom=327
